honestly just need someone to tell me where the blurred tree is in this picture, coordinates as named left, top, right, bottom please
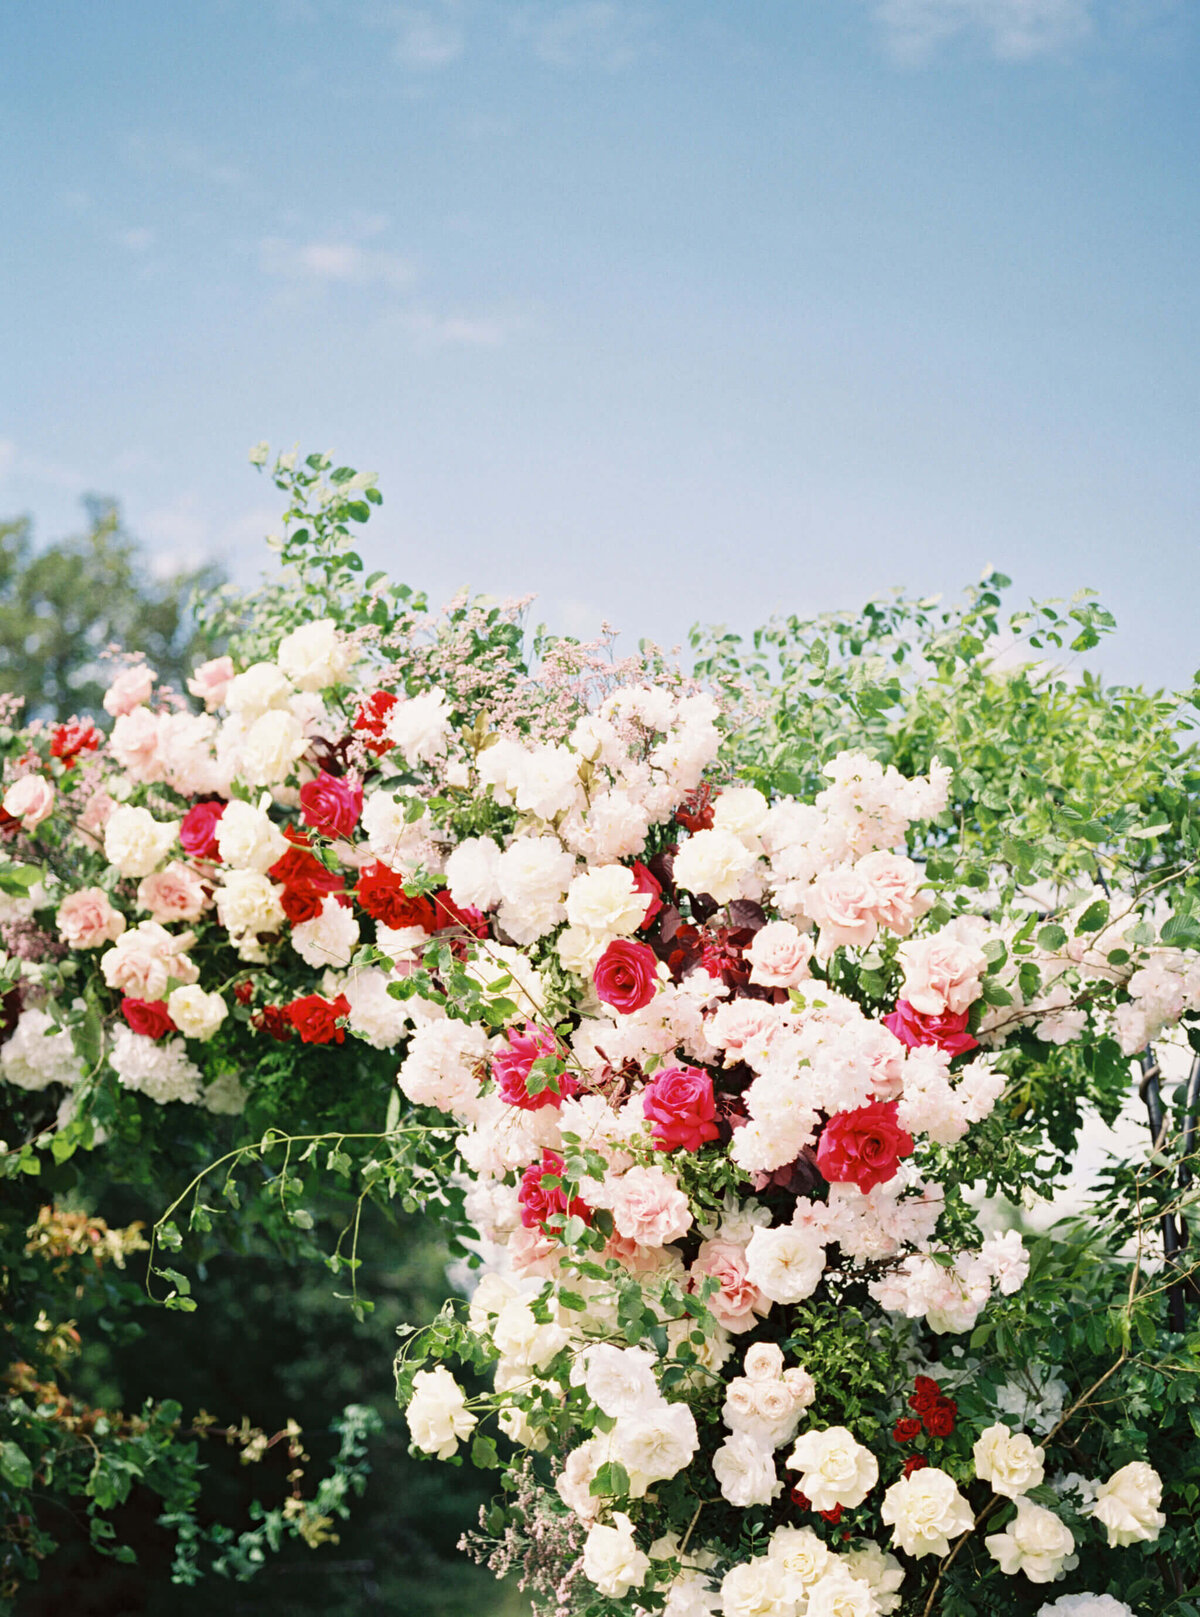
left=0, top=499, right=224, bottom=721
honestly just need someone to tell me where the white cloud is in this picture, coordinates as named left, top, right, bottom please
left=403, top=308, right=511, bottom=346
left=872, top=0, right=1095, bottom=62
left=512, top=2, right=654, bottom=69
left=115, top=226, right=156, bottom=253
left=258, top=236, right=416, bottom=290
left=121, top=134, right=246, bottom=190
left=387, top=3, right=464, bottom=67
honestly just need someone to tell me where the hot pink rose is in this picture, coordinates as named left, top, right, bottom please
left=593, top=938, right=659, bottom=1014
left=747, top=919, right=813, bottom=988
left=690, top=1238, right=768, bottom=1333
left=492, top=1024, right=578, bottom=1111
left=816, top=1100, right=914, bottom=1193
left=608, top=1164, right=692, bottom=1247
left=57, top=888, right=126, bottom=950
left=642, top=1064, right=720, bottom=1152
left=3, top=775, right=55, bottom=831
left=518, top=1149, right=590, bottom=1232
left=807, top=866, right=879, bottom=957
left=109, top=707, right=162, bottom=782
left=187, top=655, right=236, bottom=711
left=179, top=800, right=226, bottom=860
left=136, top=862, right=210, bottom=924
left=299, top=771, right=363, bottom=839
left=897, top=935, right=988, bottom=1016
left=103, top=665, right=156, bottom=718
left=883, top=999, right=978, bottom=1058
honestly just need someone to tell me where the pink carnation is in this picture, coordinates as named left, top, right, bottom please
left=642, top=1064, right=720, bottom=1152
left=816, top=1100, right=913, bottom=1194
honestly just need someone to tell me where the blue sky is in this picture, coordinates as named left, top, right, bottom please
left=2, top=0, right=1197, bottom=686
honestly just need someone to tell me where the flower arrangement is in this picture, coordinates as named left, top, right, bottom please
left=1, top=448, right=1197, bottom=1613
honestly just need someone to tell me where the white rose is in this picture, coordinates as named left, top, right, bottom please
left=712, top=1432, right=781, bottom=1507
left=579, top=1343, right=661, bottom=1418
left=1089, top=1460, right=1165, bottom=1547
left=672, top=828, right=757, bottom=905
left=582, top=1512, right=650, bottom=1599
left=611, top=1402, right=699, bottom=1493
left=277, top=619, right=351, bottom=691
left=787, top=1426, right=878, bottom=1511
left=291, top=895, right=360, bottom=969
left=215, top=798, right=288, bottom=872
left=104, top=805, right=180, bottom=878
left=766, top=1524, right=832, bottom=1594
left=843, top=1540, right=905, bottom=1615
left=239, top=709, right=307, bottom=786
left=360, top=790, right=430, bottom=870
left=167, top=986, right=228, bottom=1042
left=805, top=1566, right=880, bottom=1617
left=745, top=1224, right=826, bottom=1304
left=743, top=1342, right=786, bottom=1382
left=226, top=661, right=293, bottom=719
left=973, top=1423, right=1045, bottom=1499
left=712, top=785, right=770, bottom=843
left=405, top=1366, right=476, bottom=1459
left=1035, top=1597, right=1135, bottom=1617
left=491, top=1297, right=570, bottom=1370
left=565, top=863, right=648, bottom=936
left=444, top=837, right=503, bottom=911
left=984, top=1497, right=1076, bottom=1583
left=556, top=925, right=608, bottom=976
left=880, top=1467, right=975, bottom=1558
left=719, top=1557, right=794, bottom=1617
left=386, top=687, right=451, bottom=764
left=215, top=870, right=286, bottom=940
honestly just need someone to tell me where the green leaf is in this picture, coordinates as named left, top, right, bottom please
left=471, top=1433, right=500, bottom=1470
left=1074, top=900, right=1110, bottom=934
left=0, top=1441, right=32, bottom=1489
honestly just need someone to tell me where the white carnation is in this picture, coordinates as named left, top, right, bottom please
left=0, top=1009, right=80, bottom=1091
left=215, top=798, right=288, bottom=872
left=109, top=1026, right=203, bottom=1105
left=104, top=805, right=180, bottom=878
left=291, top=895, right=360, bottom=969
left=386, top=688, right=451, bottom=765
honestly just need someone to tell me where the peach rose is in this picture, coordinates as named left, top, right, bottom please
left=690, top=1239, right=769, bottom=1333
left=187, top=655, right=235, bottom=711
left=3, top=774, right=55, bottom=830
left=898, top=935, right=988, bottom=1017
left=857, top=850, right=933, bottom=937
left=807, top=866, right=880, bottom=958
left=136, top=861, right=210, bottom=924
left=57, top=887, right=127, bottom=950
left=747, top=920, right=813, bottom=988
left=103, top=665, right=156, bottom=718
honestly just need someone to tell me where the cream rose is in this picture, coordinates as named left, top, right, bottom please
left=277, top=618, right=352, bottom=692
left=565, top=863, right=648, bottom=936
left=972, top=1423, right=1045, bottom=1499
left=672, top=827, right=758, bottom=905
left=880, top=1467, right=975, bottom=1558
left=582, top=1512, right=650, bottom=1599
left=215, top=798, right=289, bottom=872
left=787, top=1425, right=878, bottom=1511
left=104, top=805, right=180, bottom=879
left=1090, top=1460, right=1165, bottom=1547
left=239, top=709, right=307, bottom=786
left=984, top=1497, right=1076, bottom=1583
left=167, top=986, right=228, bottom=1042
left=405, top=1366, right=476, bottom=1459
left=225, top=661, right=293, bottom=719
left=745, top=1224, right=826, bottom=1305
left=215, top=870, right=286, bottom=941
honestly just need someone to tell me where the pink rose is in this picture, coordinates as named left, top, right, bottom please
left=897, top=935, right=988, bottom=1016
left=689, top=1238, right=768, bottom=1333
left=508, top=1222, right=562, bottom=1277
left=109, top=707, right=162, bottom=782
left=807, top=866, right=879, bottom=958
left=299, top=771, right=363, bottom=839
left=883, top=999, right=978, bottom=1058
left=518, top=1149, right=591, bottom=1232
left=103, top=665, right=156, bottom=718
left=57, top=887, right=126, bottom=950
left=3, top=775, right=55, bottom=831
left=593, top=938, right=659, bottom=1014
left=608, top=1164, right=692, bottom=1247
left=136, top=862, right=210, bottom=924
left=747, top=919, right=813, bottom=988
left=856, top=851, right=933, bottom=937
left=642, top=1064, right=720, bottom=1152
left=816, top=1100, right=913, bottom=1193
left=180, top=800, right=226, bottom=860
left=492, top=1024, right=578, bottom=1111
left=706, top=998, right=784, bottom=1066
left=187, top=655, right=235, bottom=711
left=100, top=921, right=198, bottom=1000
left=79, top=790, right=116, bottom=843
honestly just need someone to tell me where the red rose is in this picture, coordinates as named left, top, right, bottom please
left=924, top=1398, right=957, bottom=1438
left=353, top=690, right=398, bottom=755
left=269, top=835, right=345, bottom=924
left=908, top=1375, right=942, bottom=1415
left=883, top=999, right=978, bottom=1058
left=517, top=1149, right=590, bottom=1232
left=121, top=998, right=175, bottom=1040
left=355, top=862, right=437, bottom=931
left=630, top=861, right=663, bottom=928
left=255, top=1004, right=293, bottom=1042
left=299, top=771, right=362, bottom=839
left=815, top=1100, right=914, bottom=1193
left=50, top=720, right=100, bottom=766
left=819, top=1505, right=844, bottom=1526
left=492, top=1024, right=578, bottom=1111
left=790, top=1489, right=812, bottom=1511
left=903, top=1454, right=929, bottom=1478
left=593, top=938, right=659, bottom=1014
left=234, top=981, right=255, bottom=1006
left=892, top=1417, right=922, bottom=1444
left=428, top=891, right=489, bottom=939
left=179, top=800, right=226, bottom=860
left=642, top=1064, right=720, bottom=1152
left=284, top=992, right=350, bottom=1045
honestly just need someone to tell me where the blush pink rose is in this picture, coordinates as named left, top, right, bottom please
left=747, top=919, right=813, bottom=988
left=856, top=851, right=933, bottom=937
left=816, top=1100, right=914, bottom=1193
left=593, top=938, right=659, bottom=1014
left=642, top=1064, right=720, bottom=1152
left=3, top=775, right=55, bottom=830
left=492, top=1024, right=579, bottom=1111
left=807, top=866, right=880, bottom=958
left=690, top=1238, right=768, bottom=1333
left=136, top=862, right=210, bottom=924
left=608, top=1164, right=692, bottom=1247
left=883, top=999, right=979, bottom=1058
left=299, top=770, right=363, bottom=839
left=103, top=665, right=156, bottom=718
left=706, top=998, right=784, bottom=1066
left=897, top=935, right=988, bottom=1016
left=187, top=655, right=236, bottom=711
left=508, top=1222, right=561, bottom=1276
left=57, top=887, right=126, bottom=950
left=79, top=790, right=116, bottom=843
left=109, top=707, right=163, bottom=782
